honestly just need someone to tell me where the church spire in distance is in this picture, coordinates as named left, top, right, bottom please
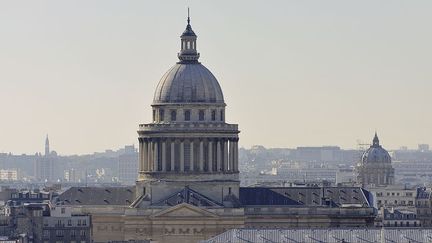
left=178, top=8, right=200, bottom=63
left=372, top=132, right=380, bottom=147
left=45, top=134, right=50, bottom=156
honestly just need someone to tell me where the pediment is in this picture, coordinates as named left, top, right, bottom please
left=151, top=203, right=219, bottom=218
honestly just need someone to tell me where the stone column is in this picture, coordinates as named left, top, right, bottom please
left=147, top=140, right=153, bottom=171
left=216, top=139, right=221, bottom=172
left=138, top=138, right=143, bottom=172
left=144, top=140, right=148, bottom=172
left=161, top=140, right=166, bottom=172
left=228, top=139, right=234, bottom=172
left=190, top=140, right=194, bottom=171
left=142, top=139, right=148, bottom=171
left=180, top=140, right=185, bottom=172
left=208, top=140, right=213, bottom=172
left=224, top=139, right=229, bottom=172
left=171, top=141, right=175, bottom=172
left=154, top=140, right=159, bottom=171
left=234, top=139, right=239, bottom=172
left=199, top=140, right=204, bottom=171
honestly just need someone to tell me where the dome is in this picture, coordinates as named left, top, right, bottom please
left=361, top=133, right=391, bottom=164
left=152, top=13, right=225, bottom=105
left=153, top=62, right=224, bottom=105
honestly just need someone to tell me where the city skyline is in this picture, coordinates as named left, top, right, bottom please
left=1, top=1, right=431, bottom=154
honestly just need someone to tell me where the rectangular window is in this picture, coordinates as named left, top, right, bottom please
left=199, top=110, right=205, bottom=121
left=56, top=230, right=64, bottom=237
left=220, top=110, right=224, bottom=121
left=170, top=110, right=177, bottom=121
left=152, top=110, right=156, bottom=122
left=61, top=208, right=66, bottom=214
left=159, top=109, right=164, bottom=122
left=43, top=230, right=49, bottom=238
left=68, top=219, right=72, bottom=226
left=80, top=230, right=86, bottom=237
left=70, top=230, right=76, bottom=237
left=211, top=110, right=216, bottom=121
left=184, top=110, right=191, bottom=121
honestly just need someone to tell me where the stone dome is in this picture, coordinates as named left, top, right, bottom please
left=361, top=133, right=391, bottom=164
left=152, top=13, right=225, bottom=105
left=153, top=63, right=224, bottom=104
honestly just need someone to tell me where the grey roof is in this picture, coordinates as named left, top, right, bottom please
left=181, top=23, right=196, bottom=37
left=57, top=187, right=135, bottom=206
left=239, top=187, right=372, bottom=207
left=201, top=228, right=432, bottom=243
left=153, top=63, right=224, bottom=104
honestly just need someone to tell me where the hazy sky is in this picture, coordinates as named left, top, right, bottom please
left=1, top=1, right=431, bottom=155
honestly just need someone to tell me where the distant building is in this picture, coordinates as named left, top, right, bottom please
left=370, top=185, right=416, bottom=208
left=381, top=208, right=420, bottom=227
left=41, top=205, right=91, bottom=243
left=64, top=168, right=79, bottom=183
left=418, top=144, right=430, bottom=152
left=0, top=170, right=18, bottom=181
left=4, top=201, right=91, bottom=243
left=356, top=133, right=395, bottom=187
left=415, top=187, right=432, bottom=227
left=295, top=146, right=342, bottom=162
left=117, top=145, right=138, bottom=185
left=35, top=136, right=56, bottom=182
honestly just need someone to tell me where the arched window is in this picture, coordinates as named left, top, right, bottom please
left=199, top=110, right=205, bottom=121
left=184, top=110, right=191, bottom=121
left=170, top=110, right=177, bottom=121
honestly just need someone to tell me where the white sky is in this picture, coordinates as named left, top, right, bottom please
left=0, top=0, right=431, bottom=155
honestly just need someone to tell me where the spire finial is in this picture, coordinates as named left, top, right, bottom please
left=373, top=131, right=380, bottom=147
left=187, top=7, right=190, bottom=25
